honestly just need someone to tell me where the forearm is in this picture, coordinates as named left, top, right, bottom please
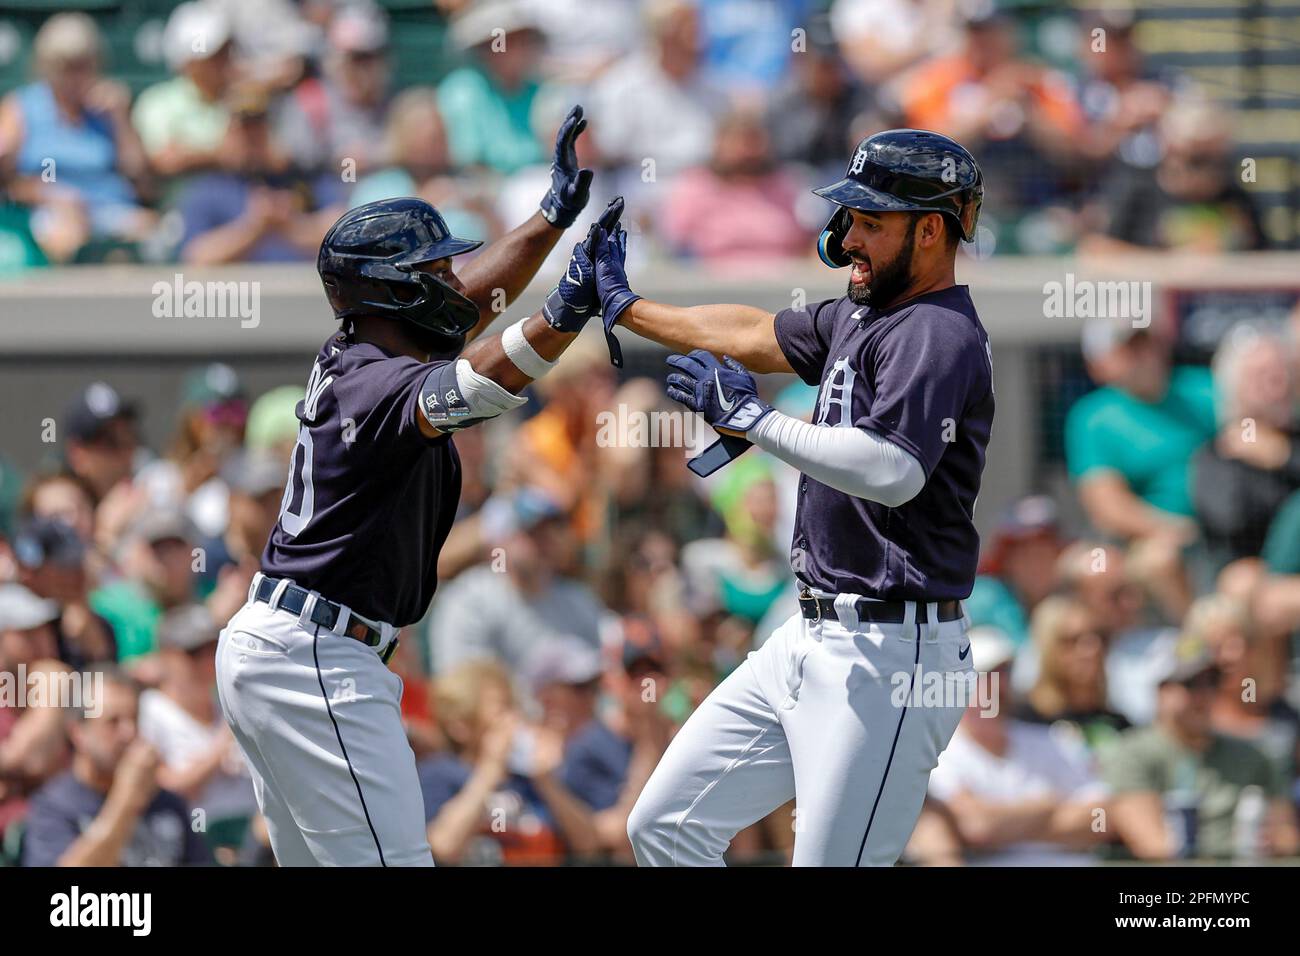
left=426, top=764, right=503, bottom=863
left=622, top=299, right=791, bottom=373
left=459, top=311, right=579, bottom=393
left=58, top=795, right=140, bottom=866
left=1079, top=473, right=1185, bottom=539
left=458, top=212, right=565, bottom=341
left=532, top=773, right=600, bottom=857
left=749, top=412, right=925, bottom=507
left=182, top=218, right=266, bottom=266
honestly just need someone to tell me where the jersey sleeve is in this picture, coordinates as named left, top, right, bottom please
left=774, top=298, right=838, bottom=386
left=334, top=355, right=452, bottom=451
left=857, top=310, right=990, bottom=479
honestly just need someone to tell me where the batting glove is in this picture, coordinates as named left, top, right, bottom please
left=539, top=105, right=594, bottom=230
left=542, top=198, right=625, bottom=333
left=665, top=351, right=774, bottom=434
left=592, top=223, right=641, bottom=367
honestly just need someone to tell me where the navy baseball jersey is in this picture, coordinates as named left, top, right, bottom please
left=773, top=285, right=994, bottom=600
left=262, top=332, right=461, bottom=626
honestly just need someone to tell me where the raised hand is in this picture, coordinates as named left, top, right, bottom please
left=539, top=105, right=594, bottom=230
left=541, top=197, right=625, bottom=333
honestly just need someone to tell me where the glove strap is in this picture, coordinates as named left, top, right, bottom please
left=687, top=433, right=754, bottom=476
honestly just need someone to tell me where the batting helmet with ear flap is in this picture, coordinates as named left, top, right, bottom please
left=317, top=197, right=483, bottom=350
left=815, top=129, right=983, bottom=268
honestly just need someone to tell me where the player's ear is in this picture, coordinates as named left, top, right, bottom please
left=918, top=212, right=945, bottom=249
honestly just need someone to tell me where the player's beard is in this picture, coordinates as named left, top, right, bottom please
left=847, top=217, right=917, bottom=308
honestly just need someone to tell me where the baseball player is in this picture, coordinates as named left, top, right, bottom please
left=215, top=107, right=620, bottom=866
left=593, top=129, right=995, bottom=866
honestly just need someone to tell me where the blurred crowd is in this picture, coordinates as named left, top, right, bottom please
left=3, top=295, right=1300, bottom=866
left=0, top=0, right=1276, bottom=273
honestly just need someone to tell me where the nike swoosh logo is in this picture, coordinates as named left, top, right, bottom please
left=958, top=643, right=971, bottom=660
left=714, top=369, right=735, bottom=411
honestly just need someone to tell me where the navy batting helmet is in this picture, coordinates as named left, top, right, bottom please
left=317, top=197, right=483, bottom=347
left=815, top=129, right=983, bottom=268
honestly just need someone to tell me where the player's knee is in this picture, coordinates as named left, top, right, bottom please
left=626, top=792, right=669, bottom=860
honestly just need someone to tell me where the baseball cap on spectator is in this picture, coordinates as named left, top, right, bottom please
left=164, top=1, right=232, bottom=71
left=222, top=450, right=287, bottom=497
left=978, top=495, right=1059, bottom=575
left=480, top=487, right=566, bottom=543
left=245, top=386, right=303, bottom=453
left=450, top=0, right=542, bottom=51
left=1081, top=313, right=1149, bottom=363
left=329, top=4, right=389, bottom=54
left=1152, top=634, right=1218, bottom=687
left=967, top=626, right=1016, bottom=673
left=157, top=604, right=219, bottom=652
left=0, top=583, right=61, bottom=631
left=523, top=635, right=603, bottom=694
left=63, top=381, right=137, bottom=443
left=10, top=517, right=86, bottom=569
left=182, top=362, right=247, bottom=426
left=126, top=508, right=197, bottom=547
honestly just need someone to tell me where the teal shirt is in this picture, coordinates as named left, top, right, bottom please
left=89, top=580, right=161, bottom=662
left=964, top=575, right=1030, bottom=646
left=1065, top=366, right=1217, bottom=517
left=436, top=67, right=542, bottom=174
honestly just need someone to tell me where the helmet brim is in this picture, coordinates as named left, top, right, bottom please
left=395, top=235, right=484, bottom=267
left=812, top=178, right=926, bottom=215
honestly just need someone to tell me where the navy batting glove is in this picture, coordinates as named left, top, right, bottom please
left=541, top=238, right=598, bottom=332
left=665, top=351, right=774, bottom=434
left=540, top=105, right=593, bottom=230
left=593, top=224, right=640, bottom=367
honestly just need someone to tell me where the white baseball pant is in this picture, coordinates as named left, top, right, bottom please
left=627, top=601, right=972, bottom=866
left=215, top=574, right=433, bottom=867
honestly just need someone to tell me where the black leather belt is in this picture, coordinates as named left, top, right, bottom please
left=254, top=576, right=398, bottom=664
left=798, top=589, right=962, bottom=626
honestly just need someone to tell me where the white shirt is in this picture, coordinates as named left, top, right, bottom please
left=139, top=689, right=256, bottom=822
left=928, top=718, right=1106, bottom=866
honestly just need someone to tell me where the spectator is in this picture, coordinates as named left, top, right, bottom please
left=10, top=517, right=116, bottom=670
left=1101, top=635, right=1298, bottom=860
left=1071, top=8, right=1179, bottom=174
left=136, top=363, right=246, bottom=540
left=421, top=659, right=598, bottom=864
left=19, top=471, right=96, bottom=547
left=177, top=84, right=341, bottom=265
left=131, top=2, right=235, bottom=177
left=1066, top=315, right=1215, bottom=618
left=588, top=0, right=727, bottom=179
left=138, top=605, right=254, bottom=859
left=1188, top=594, right=1299, bottom=782
left=914, top=628, right=1110, bottom=865
left=90, top=510, right=203, bottom=663
left=767, top=19, right=874, bottom=173
left=0, top=13, right=154, bottom=263
left=1015, top=595, right=1129, bottom=750
left=0, top=584, right=71, bottom=844
left=1083, top=96, right=1268, bottom=254
left=557, top=624, right=673, bottom=860
left=526, top=0, right=639, bottom=84
left=243, top=385, right=303, bottom=461
left=60, top=381, right=139, bottom=505
left=680, top=455, right=787, bottom=626
left=1193, top=325, right=1300, bottom=571
left=429, top=488, right=607, bottom=675
left=439, top=0, right=547, bottom=175
left=21, top=670, right=211, bottom=866
left=276, top=3, right=393, bottom=176
left=659, top=109, right=812, bottom=270
left=966, top=495, right=1064, bottom=647
left=350, top=86, right=498, bottom=242
left=194, top=450, right=284, bottom=603
left=892, top=4, right=1083, bottom=219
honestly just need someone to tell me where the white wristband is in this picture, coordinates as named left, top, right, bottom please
left=502, top=318, right=555, bottom=380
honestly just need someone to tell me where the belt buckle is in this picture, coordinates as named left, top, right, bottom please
left=799, top=588, right=822, bottom=625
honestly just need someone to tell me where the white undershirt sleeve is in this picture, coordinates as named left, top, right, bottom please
left=748, top=410, right=925, bottom=507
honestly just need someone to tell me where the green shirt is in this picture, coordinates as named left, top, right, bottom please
left=89, top=580, right=162, bottom=662
left=1100, top=726, right=1282, bottom=858
left=436, top=67, right=542, bottom=174
left=131, top=77, right=230, bottom=156
left=964, top=575, right=1029, bottom=646
left=1065, top=366, right=1216, bottom=517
